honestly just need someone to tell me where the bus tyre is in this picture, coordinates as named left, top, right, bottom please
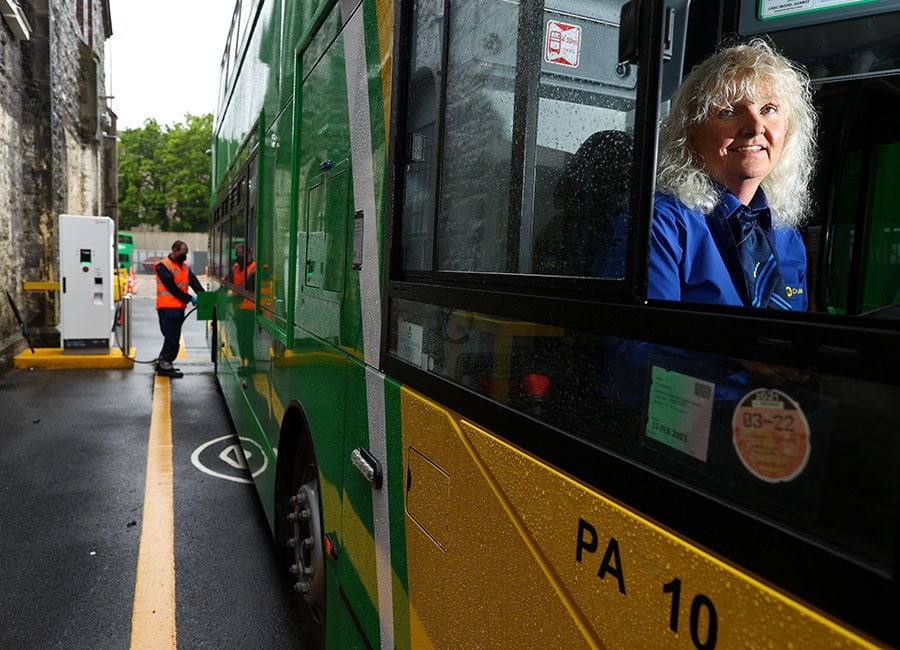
left=287, top=465, right=325, bottom=645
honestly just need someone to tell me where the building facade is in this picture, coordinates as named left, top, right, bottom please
left=0, top=0, right=114, bottom=372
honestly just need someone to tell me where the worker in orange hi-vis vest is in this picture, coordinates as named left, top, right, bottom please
left=229, top=242, right=256, bottom=372
left=154, top=240, right=205, bottom=378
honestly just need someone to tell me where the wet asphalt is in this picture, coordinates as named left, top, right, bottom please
left=0, top=274, right=303, bottom=648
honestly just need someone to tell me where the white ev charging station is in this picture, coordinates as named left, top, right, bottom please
left=59, top=214, right=116, bottom=352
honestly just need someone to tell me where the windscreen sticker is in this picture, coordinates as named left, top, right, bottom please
left=397, top=320, right=425, bottom=368
left=645, top=366, right=715, bottom=461
left=732, top=388, right=810, bottom=482
left=759, top=0, right=876, bottom=20
left=545, top=20, right=581, bottom=68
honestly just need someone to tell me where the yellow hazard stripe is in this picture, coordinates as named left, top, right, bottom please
left=130, top=374, right=177, bottom=648
left=22, top=281, right=60, bottom=291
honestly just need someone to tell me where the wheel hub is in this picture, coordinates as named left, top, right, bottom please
left=288, top=481, right=325, bottom=622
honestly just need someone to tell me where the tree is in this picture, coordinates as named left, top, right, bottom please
left=117, top=113, right=212, bottom=232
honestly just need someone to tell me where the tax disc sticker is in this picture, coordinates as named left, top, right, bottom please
left=732, top=388, right=810, bottom=482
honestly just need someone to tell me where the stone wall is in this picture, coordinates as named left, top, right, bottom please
left=0, top=0, right=113, bottom=374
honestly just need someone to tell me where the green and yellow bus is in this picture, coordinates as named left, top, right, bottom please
left=208, top=0, right=900, bottom=647
left=117, top=232, right=135, bottom=271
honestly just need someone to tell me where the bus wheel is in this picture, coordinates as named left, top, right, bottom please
left=287, top=462, right=325, bottom=644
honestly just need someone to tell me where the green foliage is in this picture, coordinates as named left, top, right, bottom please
left=117, top=113, right=212, bottom=232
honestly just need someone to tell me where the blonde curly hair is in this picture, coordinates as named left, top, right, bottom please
left=657, top=38, right=818, bottom=228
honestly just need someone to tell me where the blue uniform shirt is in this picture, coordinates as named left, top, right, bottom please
left=649, top=190, right=808, bottom=311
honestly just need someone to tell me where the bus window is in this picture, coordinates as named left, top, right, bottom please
left=211, top=220, right=223, bottom=279
left=229, top=180, right=246, bottom=276
left=401, top=0, right=639, bottom=279
left=389, top=297, right=900, bottom=573
left=773, top=8, right=900, bottom=316
left=400, top=0, right=440, bottom=272
left=673, top=2, right=900, bottom=316
left=244, top=153, right=258, bottom=297
left=258, top=103, right=293, bottom=330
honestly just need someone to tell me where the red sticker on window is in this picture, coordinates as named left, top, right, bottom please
left=545, top=20, right=581, bottom=68
left=732, top=388, right=810, bottom=482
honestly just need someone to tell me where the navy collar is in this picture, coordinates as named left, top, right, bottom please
left=715, top=187, right=773, bottom=230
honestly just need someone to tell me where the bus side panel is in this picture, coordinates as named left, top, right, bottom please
left=211, top=282, right=250, bottom=444
left=399, top=388, right=881, bottom=649
left=211, top=281, right=280, bottom=529
left=234, top=320, right=282, bottom=525
left=329, top=0, right=406, bottom=644
left=341, top=360, right=383, bottom=647
left=384, top=375, right=412, bottom=650
left=339, top=367, right=414, bottom=650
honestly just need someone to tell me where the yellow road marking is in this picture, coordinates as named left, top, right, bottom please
left=130, top=374, right=177, bottom=649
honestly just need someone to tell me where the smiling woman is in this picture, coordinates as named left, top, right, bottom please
left=650, top=38, right=818, bottom=310
left=692, top=97, right=785, bottom=205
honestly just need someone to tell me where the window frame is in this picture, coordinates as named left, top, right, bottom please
left=393, top=0, right=656, bottom=298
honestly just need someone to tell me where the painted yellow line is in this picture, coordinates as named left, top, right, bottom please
left=130, top=374, right=177, bottom=649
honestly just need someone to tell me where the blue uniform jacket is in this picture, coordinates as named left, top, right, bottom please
left=649, top=190, right=808, bottom=310
left=601, top=189, right=809, bottom=404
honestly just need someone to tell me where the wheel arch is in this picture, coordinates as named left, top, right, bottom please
left=274, top=398, right=328, bottom=647
left=274, top=399, right=317, bottom=545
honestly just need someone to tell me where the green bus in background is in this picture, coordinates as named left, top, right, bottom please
left=207, top=1, right=900, bottom=648
left=117, top=232, right=135, bottom=271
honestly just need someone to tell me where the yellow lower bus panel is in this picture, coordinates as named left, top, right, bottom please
left=401, top=388, right=880, bottom=649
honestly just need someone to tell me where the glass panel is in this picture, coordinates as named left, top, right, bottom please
left=741, top=18, right=900, bottom=317
left=229, top=181, right=246, bottom=281
left=530, top=2, right=636, bottom=278
left=245, top=155, right=259, bottom=296
left=865, top=142, right=900, bottom=310
left=258, top=104, right=293, bottom=328
left=389, top=298, right=900, bottom=572
left=423, top=0, right=635, bottom=277
left=211, top=221, right=223, bottom=279
left=766, top=10, right=900, bottom=84
left=305, top=176, right=328, bottom=289
left=322, top=167, right=349, bottom=294
left=436, top=0, right=518, bottom=272
left=400, top=0, right=442, bottom=271
left=296, top=6, right=351, bottom=310
left=797, top=74, right=900, bottom=315
left=302, top=164, right=348, bottom=296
